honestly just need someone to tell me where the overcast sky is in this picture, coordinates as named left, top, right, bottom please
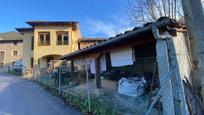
left=0, top=0, right=134, bottom=38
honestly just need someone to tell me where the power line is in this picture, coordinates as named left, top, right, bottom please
left=81, top=0, right=96, bottom=22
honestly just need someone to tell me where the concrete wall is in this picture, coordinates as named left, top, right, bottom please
left=22, top=32, right=34, bottom=78
left=0, top=41, right=23, bottom=72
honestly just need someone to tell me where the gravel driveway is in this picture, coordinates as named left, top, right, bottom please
left=0, top=73, right=81, bottom=115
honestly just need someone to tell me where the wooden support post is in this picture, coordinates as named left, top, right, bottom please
left=58, top=67, right=61, bottom=95
left=95, top=57, right=101, bottom=89
left=71, top=60, right=75, bottom=78
left=85, top=64, right=91, bottom=113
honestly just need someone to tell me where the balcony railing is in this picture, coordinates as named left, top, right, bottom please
left=39, top=41, right=50, bottom=46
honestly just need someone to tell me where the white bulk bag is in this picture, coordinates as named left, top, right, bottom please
left=118, top=77, right=146, bottom=97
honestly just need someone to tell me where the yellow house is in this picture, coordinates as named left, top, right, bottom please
left=16, top=21, right=82, bottom=78
left=17, top=21, right=106, bottom=78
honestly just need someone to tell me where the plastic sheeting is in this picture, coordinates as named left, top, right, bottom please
left=100, top=54, right=106, bottom=72
left=118, top=77, right=146, bottom=97
left=74, top=58, right=96, bottom=74
left=173, top=32, right=191, bottom=82
left=90, top=59, right=95, bottom=74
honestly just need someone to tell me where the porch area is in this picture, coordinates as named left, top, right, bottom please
left=34, top=18, right=198, bottom=115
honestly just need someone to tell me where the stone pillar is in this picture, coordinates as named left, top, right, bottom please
left=156, top=40, right=175, bottom=115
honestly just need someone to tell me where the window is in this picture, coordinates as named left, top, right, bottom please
left=38, top=32, right=50, bottom=46
left=31, top=36, right=34, bottom=50
left=56, top=32, right=69, bottom=45
left=13, top=51, right=18, bottom=56
left=30, top=57, right=34, bottom=68
left=0, top=51, right=5, bottom=61
left=57, top=34, right=63, bottom=45
left=64, top=34, right=68, bottom=45
left=0, top=51, right=4, bottom=57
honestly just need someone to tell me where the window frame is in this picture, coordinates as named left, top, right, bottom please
left=63, top=33, right=69, bottom=45
left=57, top=34, right=63, bottom=45
left=13, top=51, right=18, bottom=56
left=56, top=31, right=69, bottom=45
left=0, top=50, right=5, bottom=61
left=38, top=32, right=50, bottom=46
left=0, top=51, right=5, bottom=56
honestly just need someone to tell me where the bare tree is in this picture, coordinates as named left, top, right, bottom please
left=126, top=0, right=184, bottom=25
left=202, top=0, right=204, bottom=10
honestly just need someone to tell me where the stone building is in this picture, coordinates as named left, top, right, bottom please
left=0, top=32, right=23, bottom=72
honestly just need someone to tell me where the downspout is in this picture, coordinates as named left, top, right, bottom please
left=152, top=26, right=189, bottom=115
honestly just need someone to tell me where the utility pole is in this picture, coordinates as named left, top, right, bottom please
left=181, top=0, right=204, bottom=100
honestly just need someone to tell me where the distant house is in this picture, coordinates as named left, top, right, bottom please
left=0, top=32, right=23, bottom=72
left=78, top=38, right=106, bottom=50
left=16, top=21, right=105, bottom=78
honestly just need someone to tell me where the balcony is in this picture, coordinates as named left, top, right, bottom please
left=39, top=41, right=50, bottom=46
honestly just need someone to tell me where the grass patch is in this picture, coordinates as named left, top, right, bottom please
left=34, top=79, right=121, bottom=115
